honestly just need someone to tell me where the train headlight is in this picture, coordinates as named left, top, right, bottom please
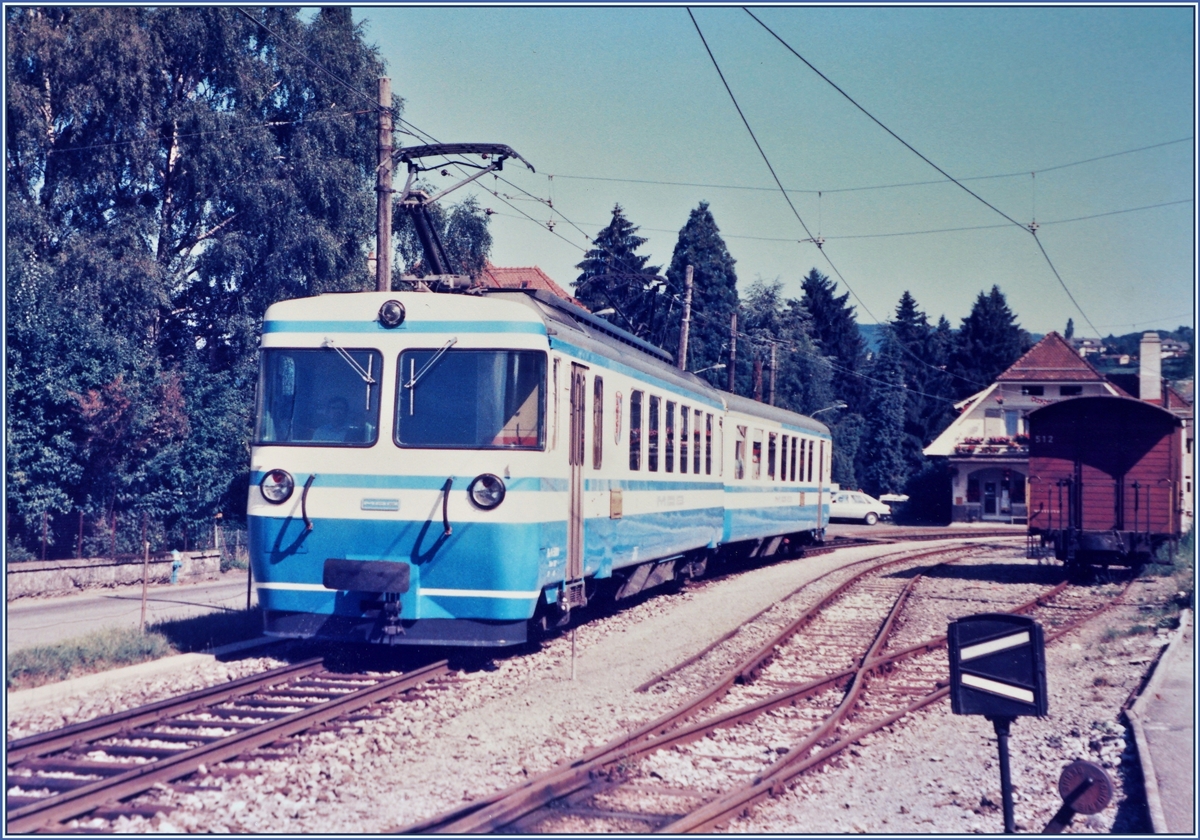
left=260, top=469, right=295, bottom=504
left=378, top=299, right=406, bottom=328
left=468, top=474, right=506, bottom=510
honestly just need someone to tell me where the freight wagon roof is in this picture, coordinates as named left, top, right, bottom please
left=1028, top=394, right=1183, bottom=427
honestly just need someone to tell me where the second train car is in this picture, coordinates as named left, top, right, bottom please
left=248, top=288, right=833, bottom=646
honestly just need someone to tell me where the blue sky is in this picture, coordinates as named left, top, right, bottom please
left=356, top=6, right=1195, bottom=338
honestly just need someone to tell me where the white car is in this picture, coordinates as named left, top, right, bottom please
left=829, top=490, right=891, bottom=525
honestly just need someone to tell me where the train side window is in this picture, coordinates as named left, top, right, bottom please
left=665, top=401, right=675, bottom=473
left=780, top=435, right=788, bottom=482
left=680, top=406, right=689, bottom=474
left=717, top=417, right=723, bottom=476
left=819, top=440, right=826, bottom=482
left=706, top=414, right=714, bottom=475
left=695, top=410, right=703, bottom=474
left=790, top=437, right=798, bottom=481
left=648, top=395, right=660, bottom=472
left=629, top=390, right=642, bottom=470
left=551, top=358, right=560, bottom=451
left=798, top=439, right=807, bottom=482
left=752, top=430, right=763, bottom=480
left=735, top=425, right=747, bottom=480
left=592, top=376, right=604, bottom=469
left=768, top=433, right=777, bottom=479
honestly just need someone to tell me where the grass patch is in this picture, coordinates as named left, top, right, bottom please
left=6, top=608, right=263, bottom=691
left=7, top=627, right=175, bottom=690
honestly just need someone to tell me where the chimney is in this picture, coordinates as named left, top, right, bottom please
left=1139, top=332, right=1162, bottom=403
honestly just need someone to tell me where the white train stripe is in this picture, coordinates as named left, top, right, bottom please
left=420, top=588, right=540, bottom=599
left=257, top=582, right=330, bottom=592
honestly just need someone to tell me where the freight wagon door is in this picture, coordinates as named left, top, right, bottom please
left=565, top=363, right=588, bottom=608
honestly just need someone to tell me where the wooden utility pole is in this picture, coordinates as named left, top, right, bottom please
left=728, top=312, right=738, bottom=393
left=376, top=77, right=393, bottom=292
left=753, top=358, right=763, bottom=402
left=677, top=265, right=694, bottom=371
left=768, top=342, right=777, bottom=406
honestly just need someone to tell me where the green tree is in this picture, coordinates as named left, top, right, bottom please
left=857, top=333, right=910, bottom=497
left=663, top=202, right=739, bottom=378
left=392, top=191, right=493, bottom=281
left=737, top=280, right=833, bottom=414
left=949, top=285, right=1031, bottom=399
left=6, top=7, right=392, bottom=555
left=799, top=268, right=867, bottom=412
left=573, top=204, right=665, bottom=341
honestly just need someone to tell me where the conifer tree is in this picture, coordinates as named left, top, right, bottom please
left=799, top=268, right=867, bottom=412
left=950, top=285, right=1031, bottom=399
left=857, top=333, right=911, bottom=497
left=573, top=204, right=664, bottom=341
left=663, top=202, right=739, bottom=378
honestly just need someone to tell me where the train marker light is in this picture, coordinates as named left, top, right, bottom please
left=379, top=299, right=406, bottom=328
left=948, top=614, right=1048, bottom=833
left=468, top=473, right=506, bottom=510
left=260, top=469, right=295, bottom=504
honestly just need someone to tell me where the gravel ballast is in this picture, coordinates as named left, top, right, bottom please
left=5, top=538, right=1181, bottom=834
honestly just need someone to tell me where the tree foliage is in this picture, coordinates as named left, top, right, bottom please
left=5, top=7, right=394, bottom=555
left=572, top=205, right=666, bottom=343
left=662, top=202, right=739, bottom=378
left=949, top=285, right=1031, bottom=399
left=799, top=268, right=868, bottom=413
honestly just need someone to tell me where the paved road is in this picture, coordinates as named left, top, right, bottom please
left=5, top=573, right=257, bottom=654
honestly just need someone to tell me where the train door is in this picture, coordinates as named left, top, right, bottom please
left=565, top=363, right=588, bottom=608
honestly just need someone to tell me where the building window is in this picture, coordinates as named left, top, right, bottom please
left=967, top=478, right=980, bottom=503
left=1021, top=385, right=1044, bottom=396
left=1060, top=385, right=1082, bottom=396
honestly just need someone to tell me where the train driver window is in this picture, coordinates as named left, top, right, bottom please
left=752, top=430, right=763, bottom=480
left=768, top=433, right=777, bottom=479
left=592, top=377, right=604, bottom=469
left=256, top=348, right=382, bottom=447
left=735, top=425, right=747, bottom=480
left=648, top=395, right=660, bottom=472
left=680, top=406, right=689, bottom=474
left=397, top=349, right=545, bottom=449
left=629, top=390, right=643, bottom=470
left=665, top=401, right=675, bottom=472
left=694, top=410, right=703, bottom=474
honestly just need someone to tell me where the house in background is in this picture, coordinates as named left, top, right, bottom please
left=477, top=261, right=582, bottom=306
left=924, top=332, right=1127, bottom=523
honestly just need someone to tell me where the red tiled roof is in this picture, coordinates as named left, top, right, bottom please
left=478, top=262, right=582, bottom=306
left=996, top=332, right=1107, bottom=382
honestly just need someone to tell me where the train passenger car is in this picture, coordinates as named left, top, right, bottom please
left=247, top=288, right=832, bottom=647
left=1027, top=395, right=1184, bottom=572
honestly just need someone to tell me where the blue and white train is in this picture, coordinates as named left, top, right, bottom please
left=248, top=288, right=833, bottom=647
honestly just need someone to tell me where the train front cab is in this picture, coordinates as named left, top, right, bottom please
left=249, top=293, right=561, bottom=647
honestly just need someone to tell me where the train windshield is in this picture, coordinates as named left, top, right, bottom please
left=396, top=349, right=545, bottom=449
left=255, top=348, right=382, bottom=446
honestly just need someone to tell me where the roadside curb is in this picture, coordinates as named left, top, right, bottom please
left=1125, top=607, right=1192, bottom=834
left=6, top=636, right=277, bottom=717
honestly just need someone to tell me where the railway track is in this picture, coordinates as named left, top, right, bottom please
left=404, top=541, right=1128, bottom=834
left=6, top=659, right=450, bottom=833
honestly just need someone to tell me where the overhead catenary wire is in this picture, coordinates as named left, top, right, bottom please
left=546, top=136, right=1192, bottom=197
left=742, top=6, right=1105, bottom=340
left=687, top=8, right=985, bottom=393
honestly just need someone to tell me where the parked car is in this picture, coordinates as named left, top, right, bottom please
left=830, top=490, right=891, bottom=525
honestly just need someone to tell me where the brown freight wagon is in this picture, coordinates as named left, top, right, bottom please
left=1027, top=395, right=1183, bottom=572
